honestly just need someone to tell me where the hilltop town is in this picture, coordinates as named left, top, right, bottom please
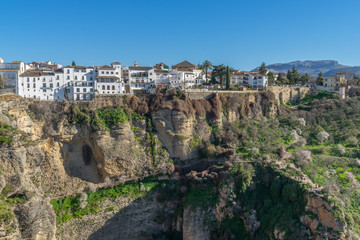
left=0, top=57, right=353, bottom=101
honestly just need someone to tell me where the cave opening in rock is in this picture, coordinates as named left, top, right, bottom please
left=63, top=141, right=102, bottom=184
left=82, top=144, right=93, bottom=165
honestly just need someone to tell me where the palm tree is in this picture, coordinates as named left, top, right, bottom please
left=212, top=64, right=226, bottom=89
left=202, top=60, right=213, bottom=84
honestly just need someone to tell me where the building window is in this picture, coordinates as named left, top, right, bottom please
left=75, top=76, right=78, bottom=80
left=50, top=83, right=53, bottom=88
left=43, top=83, right=46, bottom=88
left=116, top=72, right=118, bottom=75
left=27, top=84, right=30, bottom=88
left=82, top=76, right=84, bottom=80
left=101, top=71, right=104, bottom=74
left=76, top=88, right=80, bottom=92
left=56, top=75, right=59, bottom=80
left=102, top=86, right=105, bottom=90
left=67, top=69, right=70, bottom=74
left=111, top=72, right=113, bottom=74
left=83, top=88, right=86, bottom=92
left=112, top=86, right=115, bottom=90
left=57, top=83, right=59, bottom=87
left=107, top=86, right=110, bottom=90
left=106, top=72, right=109, bottom=74
left=33, top=84, right=36, bottom=88
left=67, top=76, right=70, bottom=80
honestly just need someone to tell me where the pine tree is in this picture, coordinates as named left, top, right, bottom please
left=287, top=70, right=294, bottom=85
left=259, top=62, right=267, bottom=75
left=300, top=73, right=310, bottom=84
left=291, top=66, right=301, bottom=84
left=316, top=72, right=324, bottom=86
left=72, top=61, right=76, bottom=66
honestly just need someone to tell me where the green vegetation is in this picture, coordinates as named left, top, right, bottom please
left=297, top=91, right=335, bottom=105
left=0, top=197, right=13, bottom=227
left=218, top=165, right=309, bottom=239
left=189, top=136, right=201, bottom=150
left=183, top=181, right=218, bottom=210
left=0, top=191, right=27, bottom=228
left=69, top=106, right=128, bottom=131
left=0, top=120, right=15, bottom=144
left=278, top=96, right=360, bottom=235
left=51, top=179, right=162, bottom=225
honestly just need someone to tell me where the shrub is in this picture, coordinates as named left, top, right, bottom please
left=317, top=131, right=329, bottom=144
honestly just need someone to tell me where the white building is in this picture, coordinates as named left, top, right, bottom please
left=0, top=57, right=26, bottom=89
left=123, top=62, right=155, bottom=93
left=170, top=60, right=204, bottom=89
left=229, top=71, right=268, bottom=88
left=17, top=62, right=124, bottom=101
left=96, top=62, right=124, bottom=94
left=153, top=63, right=171, bottom=88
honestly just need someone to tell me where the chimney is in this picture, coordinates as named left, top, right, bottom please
left=134, top=61, right=138, bottom=67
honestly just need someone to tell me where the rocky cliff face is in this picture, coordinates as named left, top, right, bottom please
left=0, top=91, right=349, bottom=240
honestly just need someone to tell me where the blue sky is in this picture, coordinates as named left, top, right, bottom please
left=1, top=0, right=360, bottom=70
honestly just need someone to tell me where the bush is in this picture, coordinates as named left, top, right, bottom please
left=317, top=131, right=329, bottom=144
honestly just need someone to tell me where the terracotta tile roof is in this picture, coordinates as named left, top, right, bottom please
left=111, top=61, right=121, bottom=65
left=0, top=69, right=20, bottom=72
left=154, top=69, right=170, bottom=73
left=96, top=76, right=120, bottom=79
left=172, top=60, right=196, bottom=69
left=20, top=71, right=54, bottom=77
left=98, top=65, right=115, bottom=70
left=128, top=66, right=153, bottom=71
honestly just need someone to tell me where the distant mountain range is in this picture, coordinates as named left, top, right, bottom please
left=252, top=60, right=360, bottom=78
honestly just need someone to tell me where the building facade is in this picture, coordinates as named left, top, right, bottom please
left=18, top=62, right=124, bottom=101
left=123, top=62, right=155, bottom=93
left=0, top=57, right=26, bottom=89
left=321, top=72, right=346, bottom=93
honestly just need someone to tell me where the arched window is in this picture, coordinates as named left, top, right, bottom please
left=106, top=71, right=109, bottom=74
left=112, top=86, right=115, bottom=90
left=75, top=76, right=77, bottom=80
left=107, top=86, right=110, bottom=90
left=102, top=86, right=105, bottom=90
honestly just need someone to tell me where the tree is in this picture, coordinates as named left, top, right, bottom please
left=287, top=70, right=294, bottom=85
left=348, top=74, right=360, bottom=86
left=300, top=73, right=310, bottom=84
left=276, top=73, right=289, bottom=84
left=0, top=75, right=3, bottom=89
left=259, top=62, right=267, bottom=75
left=291, top=66, right=301, bottom=84
left=212, top=64, right=226, bottom=89
left=72, top=61, right=76, bottom=66
left=316, top=72, right=324, bottom=86
left=202, top=60, right=213, bottom=84
left=225, top=66, right=231, bottom=90
left=267, top=71, right=275, bottom=84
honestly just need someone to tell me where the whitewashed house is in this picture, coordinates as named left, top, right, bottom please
left=95, top=62, right=124, bottom=94
left=0, top=57, right=26, bottom=89
left=123, top=62, right=155, bottom=93
left=170, top=60, right=203, bottom=89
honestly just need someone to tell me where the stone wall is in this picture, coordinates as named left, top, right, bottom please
left=185, top=90, right=258, bottom=100
left=267, top=86, right=311, bottom=104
